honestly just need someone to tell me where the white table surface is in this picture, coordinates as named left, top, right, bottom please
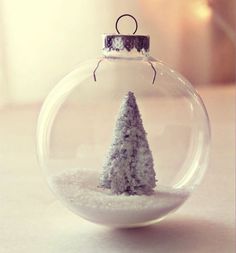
left=0, top=85, right=235, bottom=253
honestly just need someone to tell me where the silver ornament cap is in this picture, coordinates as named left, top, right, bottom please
left=103, top=14, right=150, bottom=56
left=103, top=34, right=150, bottom=54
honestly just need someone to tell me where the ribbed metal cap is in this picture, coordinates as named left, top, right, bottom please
left=103, top=34, right=150, bottom=54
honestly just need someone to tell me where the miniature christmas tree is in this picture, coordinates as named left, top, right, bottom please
left=100, top=91, right=157, bottom=195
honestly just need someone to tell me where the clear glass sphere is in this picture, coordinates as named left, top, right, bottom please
left=37, top=45, right=210, bottom=228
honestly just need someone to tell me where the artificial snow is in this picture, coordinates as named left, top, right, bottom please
left=50, top=168, right=189, bottom=227
left=100, top=91, right=156, bottom=195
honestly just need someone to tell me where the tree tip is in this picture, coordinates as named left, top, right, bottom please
left=127, top=91, right=135, bottom=98
left=124, top=91, right=136, bottom=106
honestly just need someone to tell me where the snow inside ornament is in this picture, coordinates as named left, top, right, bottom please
left=36, top=14, right=211, bottom=227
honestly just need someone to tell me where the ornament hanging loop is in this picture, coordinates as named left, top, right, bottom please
left=115, top=14, right=138, bottom=34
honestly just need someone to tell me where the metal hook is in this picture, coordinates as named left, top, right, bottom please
left=93, top=59, right=157, bottom=84
left=93, top=59, right=103, bottom=82
left=148, top=61, right=157, bottom=84
left=115, top=14, right=138, bottom=34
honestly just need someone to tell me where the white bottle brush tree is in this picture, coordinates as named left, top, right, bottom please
left=100, top=91, right=157, bottom=195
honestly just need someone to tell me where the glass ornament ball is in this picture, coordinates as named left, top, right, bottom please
left=36, top=16, right=210, bottom=228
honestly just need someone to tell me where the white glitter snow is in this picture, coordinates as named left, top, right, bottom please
left=50, top=168, right=190, bottom=227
